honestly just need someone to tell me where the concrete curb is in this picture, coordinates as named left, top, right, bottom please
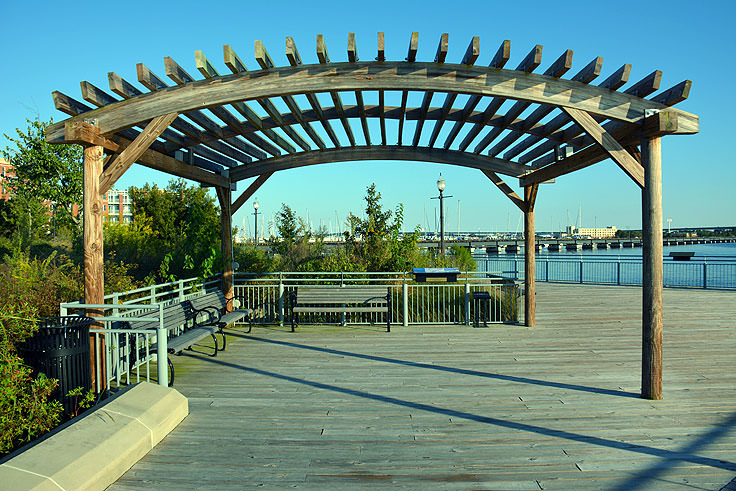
left=0, top=382, right=188, bottom=491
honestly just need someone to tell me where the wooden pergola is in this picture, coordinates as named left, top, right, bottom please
left=47, top=33, right=698, bottom=400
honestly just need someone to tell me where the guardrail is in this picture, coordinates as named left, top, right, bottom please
left=60, top=272, right=520, bottom=393
left=233, top=271, right=520, bottom=327
left=60, top=277, right=219, bottom=392
left=475, top=254, right=736, bottom=289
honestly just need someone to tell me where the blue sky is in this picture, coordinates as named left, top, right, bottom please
left=1, top=0, right=733, bottom=235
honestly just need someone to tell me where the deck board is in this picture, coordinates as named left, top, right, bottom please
left=110, top=284, right=736, bottom=490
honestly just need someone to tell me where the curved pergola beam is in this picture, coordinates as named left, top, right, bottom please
left=229, top=145, right=528, bottom=181
left=46, top=62, right=698, bottom=141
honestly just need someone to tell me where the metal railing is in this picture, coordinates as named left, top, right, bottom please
left=60, top=272, right=520, bottom=393
left=233, top=271, right=520, bottom=327
left=60, top=277, right=219, bottom=391
left=476, top=254, right=736, bottom=289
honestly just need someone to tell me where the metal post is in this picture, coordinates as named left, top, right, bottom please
left=157, top=303, right=167, bottom=387
left=439, top=188, right=445, bottom=255
left=402, top=279, right=409, bottom=327
left=278, top=272, right=285, bottom=326
left=464, top=279, right=471, bottom=326
left=579, top=258, right=584, bottom=284
left=703, top=260, right=707, bottom=289
left=545, top=257, right=549, bottom=282
left=617, top=257, right=621, bottom=286
left=178, top=279, right=184, bottom=301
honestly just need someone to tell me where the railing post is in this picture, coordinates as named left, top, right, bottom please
left=60, top=303, right=67, bottom=316
left=112, top=292, right=120, bottom=319
left=513, top=258, right=518, bottom=280
left=178, top=279, right=184, bottom=301
left=278, top=272, right=285, bottom=326
left=703, top=260, right=707, bottom=289
left=617, top=257, right=621, bottom=286
left=579, top=258, right=584, bottom=284
left=545, top=257, right=549, bottom=282
left=157, top=303, right=167, bottom=387
left=464, top=278, right=471, bottom=326
left=150, top=285, right=157, bottom=304
left=402, top=276, right=409, bottom=327
left=340, top=272, right=346, bottom=326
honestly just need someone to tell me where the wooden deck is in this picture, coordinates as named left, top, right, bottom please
left=110, top=284, right=736, bottom=490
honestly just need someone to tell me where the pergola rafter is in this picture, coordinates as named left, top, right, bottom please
left=47, top=32, right=698, bottom=401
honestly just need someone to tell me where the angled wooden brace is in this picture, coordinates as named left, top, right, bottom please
left=562, top=107, right=644, bottom=188
left=232, top=172, right=273, bottom=214
left=481, top=169, right=526, bottom=211
left=99, top=112, right=179, bottom=194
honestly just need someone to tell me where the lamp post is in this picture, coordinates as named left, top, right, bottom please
left=431, top=174, right=452, bottom=255
left=253, top=199, right=260, bottom=244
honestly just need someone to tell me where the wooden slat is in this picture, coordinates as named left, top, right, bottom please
left=344, top=34, right=370, bottom=145
left=412, top=90, right=434, bottom=146
left=458, top=44, right=542, bottom=152
left=406, top=32, right=418, bottom=62
left=230, top=145, right=528, bottom=181
left=427, top=34, right=458, bottom=147
left=222, top=45, right=296, bottom=154
left=284, top=37, right=341, bottom=148
left=434, top=32, right=448, bottom=63
left=623, top=70, right=662, bottom=98
left=461, top=36, right=480, bottom=65
left=650, top=80, right=691, bottom=106
left=397, top=91, right=408, bottom=145
left=317, top=34, right=356, bottom=146
left=254, top=40, right=275, bottom=69
left=109, top=72, right=241, bottom=168
left=376, top=32, right=385, bottom=62
left=49, top=60, right=697, bottom=146
left=99, top=112, right=179, bottom=194
left=477, top=49, right=573, bottom=155
left=108, top=134, right=228, bottom=188
left=443, top=40, right=511, bottom=149
left=167, top=55, right=271, bottom=159
left=231, top=172, right=273, bottom=214
left=347, top=33, right=358, bottom=62
left=378, top=90, right=386, bottom=145
left=481, top=169, right=525, bottom=211
left=561, top=107, right=644, bottom=187
left=501, top=56, right=603, bottom=160
left=515, top=63, right=633, bottom=165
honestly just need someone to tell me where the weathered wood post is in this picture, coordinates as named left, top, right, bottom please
left=217, top=186, right=234, bottom=309
left=83, top=142, right=106, bottom=391
left=641, top=136, right=663, bottom=399
left=523, top=185, right=538, bottom=327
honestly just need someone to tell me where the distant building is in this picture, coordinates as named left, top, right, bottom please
left=104, top=189, right=133, bottom=223
left=566, top=225, right=617, bottom=239
left=0, top=158, right=14, bottom=200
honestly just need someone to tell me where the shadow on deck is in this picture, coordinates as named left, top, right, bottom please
left=110, top=283, right=736, bottom=490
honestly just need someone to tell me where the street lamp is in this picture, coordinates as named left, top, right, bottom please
left=431, top=174, right=452, bottom=255
left=253, top=199, right=260, bottom=244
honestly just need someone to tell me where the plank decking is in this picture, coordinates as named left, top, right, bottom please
left=110, top=284, right=736, bottom=490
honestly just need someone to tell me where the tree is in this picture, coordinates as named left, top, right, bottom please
left=267, top=204, right=325, bottom=271
left=107, top=179, right=221, bottom=282
left=344, top=184, right=422, bottom=271
left=2, top=119, right=84, bottom=241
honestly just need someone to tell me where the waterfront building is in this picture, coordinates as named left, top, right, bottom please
left=0, top=158, right=13, bottom=200
left=565, top=225, right=617, bottom=239
left=104, top=188, right=133, bottom=224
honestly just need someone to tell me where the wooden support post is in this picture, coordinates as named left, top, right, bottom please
left=641, top=136, right=663, bottom=400
left=524, top=185, right=538, bottom=327
left=83, top=143, right=106, bottom=391
left=217, top=186, right=234, bottom=308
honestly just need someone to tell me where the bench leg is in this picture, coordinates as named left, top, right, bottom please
left=291, top=311, right=296, bottom=332
left=167, top=357, right=175, bottom=387
left=386, top=293, right=391, bottom=332
left=209, top=333, right=219, bottom=357
left=217, top=327, right=227, bottom=351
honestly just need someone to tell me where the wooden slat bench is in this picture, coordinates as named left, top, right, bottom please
left=290, top=286, right=391, bottom=332
left=117, top=290, right=253, bottom=385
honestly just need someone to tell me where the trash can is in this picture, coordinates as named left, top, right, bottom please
left=18, top=316, right=95, bottom=416
left=472, top=291, right=492, bottom=327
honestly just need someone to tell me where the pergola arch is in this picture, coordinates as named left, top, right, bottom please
left=47, top=33, right=698, bottom=400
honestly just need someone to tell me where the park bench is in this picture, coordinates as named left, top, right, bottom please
left=116, top=290, right=253, bottom=385
left=290, top=286, right=391, bottom=332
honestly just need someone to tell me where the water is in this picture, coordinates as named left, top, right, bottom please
left=474, top=243, right=736, bottom=289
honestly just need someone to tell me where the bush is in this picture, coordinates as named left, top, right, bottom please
left=0, top=302, right=63, bottom=456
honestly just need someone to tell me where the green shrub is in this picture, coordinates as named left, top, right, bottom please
left=0, top=302, right=63, bottom=456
